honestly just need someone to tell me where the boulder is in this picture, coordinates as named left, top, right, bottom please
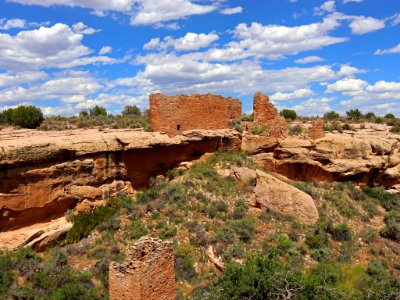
left=249, top=170, right=319, bottom=225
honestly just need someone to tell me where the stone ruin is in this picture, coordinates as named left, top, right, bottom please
left=109, top=237, right=176, bottom=300
left=246, top=92, right=288, bottom=138
left=149, top=91, right=288, bottom=138
left=308, top=119, right=325, bottom=140
left=150, top=93, right=242, bottom=136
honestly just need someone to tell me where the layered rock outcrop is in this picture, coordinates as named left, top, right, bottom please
left=0, top=128, right=241, bottom=232
left=248, top=128, right=400, bottom=189
left=109, top=237, right=176, bottom=300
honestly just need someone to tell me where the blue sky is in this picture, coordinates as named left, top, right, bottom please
left=0, top=0, right=399, bottom=116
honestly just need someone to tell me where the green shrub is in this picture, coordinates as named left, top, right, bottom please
left=250, top=124, right=268, bottom=135
left=346, top=109, right=363, bottom=121
left=323, top=111, right=340, bottom=120
left=380, top=210, right=400, bottom=241
left=207, top=253, right=302, bottom=299
left=232, top=199, right=248, bottom=219
left=280, top=109, right=297, bottom=120
left=122, top=105, right=141, bottom=116
left=174, top=243, right=197, bottom=282
left=65, top=198, right=121, bottom=243
left=362, top=187, right=399, bottom=211
left=241, top=114, right=253, bottom=122
left=347, top=186, right=367, bottom=201
left=293, top=182, right=319, bottom=199
left=89, top=105, right=107, bottom=117
left=384, top=113, right=395, bottom=119
left=232, top=218, right=255, bottom=243
left=128, top=220, right=148, bottom=240
left=0, top=106, right=44, bottom=128
left=324, top=190, right=357, bottom=218
left=390, top=125, right=400, bottom=133
left=136, top=186, right=159, bottom=204
left=288, top=124, right=306, bottom=136
left=331, top=224, right=352, bottom=242
left=164, top=183, right=187, bottom=205
left=362, top=200, right=379, bottom=219
left=214, top=226, right=236, bottom=245
left=342, top=123, right=352, bottom=130
left=364, top=112, right=376, bottom=120
left=156, top=221, right=177, bottom=240
left=166, top=168, right=185, bottom=180
left=222, top=243, right=245, bottom=262
left=311, top=247, right=331, bottom=261
left=234, top=123, right=244, bottom=133
left=0, top=253, right=13, bottom=296
left=305, top=232, right=328, bottom=249
left=362, top=228, right=377, bottom=244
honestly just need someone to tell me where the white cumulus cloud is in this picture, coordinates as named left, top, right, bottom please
left=220, top=7, right=243, bottom=15
left=0, top=23, right=118, bottom=71
left=295, top=56, right=325, bottom=64
left=375, top=43, right=400, bottom=55
left=270, top=88, right=314, bottom=101
left=144, top=32, right=219, bottom=51
left=99, top=46, right=112, bottom=55
left=326, top=78, right=368, bottom=92
left=349, top=16, right=386, bottom=35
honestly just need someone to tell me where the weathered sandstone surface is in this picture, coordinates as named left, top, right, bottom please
left=228, top=166, right=319, bottom=225
left=0, top=217, right=72, bottom=251
left=0, top=128, right=241, bottom=232
left=248, top=127, right=400, bottom=189
left=1, top=124, right=399, bottom=250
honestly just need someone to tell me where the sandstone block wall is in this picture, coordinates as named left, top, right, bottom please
left=109, top=237, right=176, bottom=300
left=309, top=119, right=325, bottom=140
left=150, top=93, right=242, bottom=136
left=252, top=92, right=288, bottom=138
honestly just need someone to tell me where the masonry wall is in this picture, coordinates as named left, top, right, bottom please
left=150, top=93, right=242, bottom=136
left=109, top=237, right=176, bottom=300
left=308, top=119, right=325, bottom=140
left=252, top=92, right=288, bottom=138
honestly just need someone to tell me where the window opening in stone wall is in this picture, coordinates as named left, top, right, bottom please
left=177, top=124, right=181, bottom=131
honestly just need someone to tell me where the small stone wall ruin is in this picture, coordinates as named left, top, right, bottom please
left=308, top=119, right=325, bottom=140
left=250, top=92, right=288, bottom=138
left=150, top=93, right=242, bottom=136
left=109, top=237, right=176, bottom=300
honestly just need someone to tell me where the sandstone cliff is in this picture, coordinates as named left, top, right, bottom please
left=0, top=128, right=241, bottom=232
left=247, top=127, right=400, bottom=190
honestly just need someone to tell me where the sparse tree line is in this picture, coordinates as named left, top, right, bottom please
left=0, top=105, right=150, bottom=130
left=239, top=108, right=400, bottom=135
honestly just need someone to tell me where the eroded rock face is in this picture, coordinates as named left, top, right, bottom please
left=0, top=217, right=72, bottom=251
left=109, top=237, right=176, bottom=300
left=0, top=128, right=241, bottom=232
left=250, top=128, right=400, bottom=189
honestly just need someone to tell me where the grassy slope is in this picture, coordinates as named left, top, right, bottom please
left=0, top=152, right=399, bottom=299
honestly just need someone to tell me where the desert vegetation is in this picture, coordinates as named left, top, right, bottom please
left=0, top=105, right=44, bottom=129
left=0, top=105, right=150, bottom=131
left=1, top=152, right=399, bottom=299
